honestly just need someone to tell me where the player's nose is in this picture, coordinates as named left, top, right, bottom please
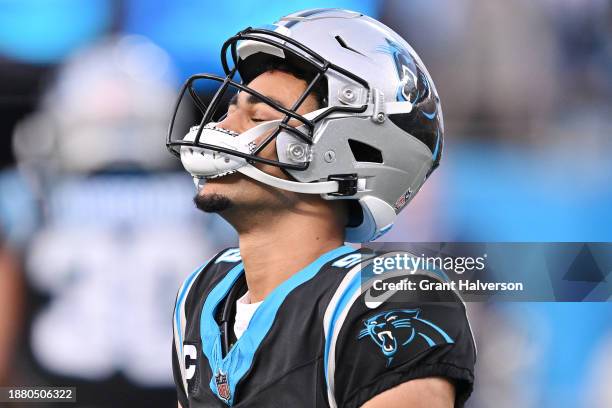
left=216, top=112, right=246, bottom=135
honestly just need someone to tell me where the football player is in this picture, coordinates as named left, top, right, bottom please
left=169, top=9, right=476, bottom=408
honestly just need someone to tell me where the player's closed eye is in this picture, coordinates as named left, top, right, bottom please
left=228, top=95, right=271, bottom=123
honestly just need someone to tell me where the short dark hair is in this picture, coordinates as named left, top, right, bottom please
left=240, top=54, right=328, bottom=109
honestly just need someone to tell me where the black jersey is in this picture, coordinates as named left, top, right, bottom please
left=172, top=246, right=476, bottom=407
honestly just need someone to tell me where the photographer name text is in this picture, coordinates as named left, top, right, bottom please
left=373, top=279, right=524, bottom=292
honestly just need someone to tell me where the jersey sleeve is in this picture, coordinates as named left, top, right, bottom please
left=172, top=274, right=192, bottom=407
left=326, top=272, right=476, bottom=408
left=172, top=338, right=189, bottom=408
left=171, top=247, right=242, bottom=407
left=172, top=261, right=208, bottom=408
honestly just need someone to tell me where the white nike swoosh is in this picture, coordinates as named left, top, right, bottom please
left=360, top=252, right=427, bottom=309
left=363, top=271, right=414, bottom=309
left=364, top=268, right=455, bottom=309
left=365, top=287, right=398, bottom=309
left=364, top=275, right=410, bottom=309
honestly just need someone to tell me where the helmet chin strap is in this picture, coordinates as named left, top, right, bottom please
left=237, top=165, right=339, bottom=194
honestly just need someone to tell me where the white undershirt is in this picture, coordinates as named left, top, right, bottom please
left=233, top=291, right=263, bottom=340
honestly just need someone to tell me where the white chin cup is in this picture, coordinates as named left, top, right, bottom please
left=179, top=120, right=281, bottom=177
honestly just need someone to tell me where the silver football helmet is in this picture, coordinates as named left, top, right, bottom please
left=167, top=8, right=443, bottom=243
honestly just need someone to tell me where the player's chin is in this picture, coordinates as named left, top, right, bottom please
left=194, top=171, right=254, bottom=212
left=193, top=191, right=233, bottom=213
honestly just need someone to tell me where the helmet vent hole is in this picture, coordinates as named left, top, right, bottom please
left=334, top=35, right=365, bottom=56
left=348, top=139, right=383, bottom=163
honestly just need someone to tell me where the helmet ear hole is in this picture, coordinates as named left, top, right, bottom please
left=348, top=139, right=383, bottom=163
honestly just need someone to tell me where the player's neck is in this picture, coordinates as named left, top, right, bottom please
left=237, top=211, right=345, bottom=303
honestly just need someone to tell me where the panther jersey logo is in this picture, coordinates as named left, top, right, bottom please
left=358, top=309, right=454, bottom=366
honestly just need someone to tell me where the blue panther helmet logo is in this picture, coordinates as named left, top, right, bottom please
left=357, top=309, right=454, bottom=366
left=376, top=39, right=430, bottom=105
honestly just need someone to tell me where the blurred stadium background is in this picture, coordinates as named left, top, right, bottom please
left=0, top=1, right=610, bottom=407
